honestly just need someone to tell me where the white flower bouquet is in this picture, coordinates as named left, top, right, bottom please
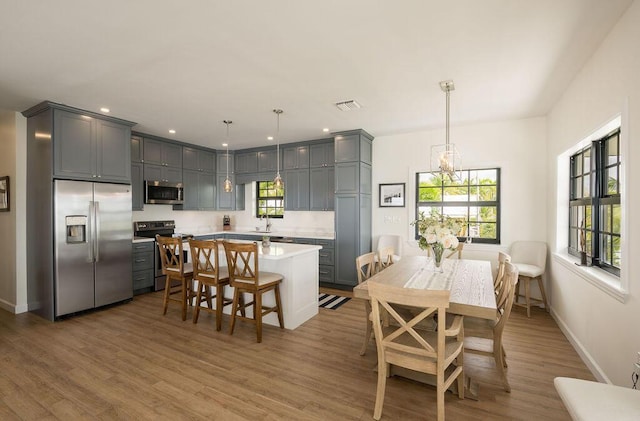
left=412, top=212, right=463, bottom=266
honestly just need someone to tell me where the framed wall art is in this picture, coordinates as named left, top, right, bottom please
left=379, top=183, right=405, bottom=207
left=0, top=176, right=8, bottom=212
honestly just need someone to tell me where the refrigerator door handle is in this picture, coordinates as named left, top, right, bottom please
left=88, top=201, right=95, bottom=262
left=94, top=201, right=100, bottom=262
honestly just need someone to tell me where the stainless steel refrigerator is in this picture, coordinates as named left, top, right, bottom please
left=54, top=180, right=132, bottom=317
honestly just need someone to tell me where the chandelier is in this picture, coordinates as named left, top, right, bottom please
left=430, top=80, right=462, bottom=181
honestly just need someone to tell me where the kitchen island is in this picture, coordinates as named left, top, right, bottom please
left=185, top=241, right=322, bottom=330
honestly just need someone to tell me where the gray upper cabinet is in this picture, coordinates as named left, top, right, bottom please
left=178, top=170, right=215, bottom=210
left=310, top=167, right=334, bottom=211
left=283, top=145, right=309, bottom=170
left=216, top=174, right=236, bottom=210
left=143, top=164, right=182, bottom=183
left=131, top=135, right=143, bottom=163
left=235, top=152, right=258, bottom=174
left=217, top=152, right=234, bottom=174
left=284, top=169, right=310, bottom=211
left=335, top=162, right=359, bottom=194
left=131, top=162, right=143, bottom=210
left=183, top=147, right=215, bottom=173
left=53, top=109, right=132, bottom=183
left=310, top=142, right=334, bottom=168
left=143, top=138, right=182, bottom=168
left=258, top=149, right=278, bottom=172
left=335, top=133, right=372, bottom=164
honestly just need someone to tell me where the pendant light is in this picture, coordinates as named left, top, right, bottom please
left=223, top=120, right=233, bottom=193
left=273, top=109, right=284, bottom=189
left=430, top=80, right=462, bottom=181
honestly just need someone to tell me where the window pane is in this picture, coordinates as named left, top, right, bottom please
left=583, top=149, right=590, bottom=175
left=612, top=235, right=621, bottom=267
left=575, top=155, right=582, bottom=174
left=419, top=186, right=441, bottom=201
left=573, top=177, right=582, bottom=199
left=478, top=223, right=497, bottom=239
left=443, top=207, right=467, bottom=220
left=468, top=223, right=480, bottom=237
left=418, top=206, right=440, bottom=218
left=601, top=204, right=611, bottom=233
left=479, top=185, right=497, bottom=201
left=607, top=167, right=618, bottom=195
left=469, top=206, right=497, bottom=222
left=612, top=204, right=621, bottom=233
left=607, top=136, right=618, bottom=165
left=569, top=228, right=577, bottom=249
left=443, top=186, right=467, bottom=199
left=601, top=234, right=611, bottom=265
left=477, top=169, right=497, bottom=184
left=468, top=170, right=479, bottom=185
left=585, top=230, right=592, bottom=254
left=418, top=172, right=441, bottom=186
left=585, top=206, right=591, bottom=229
left=583, top=174, right=590, bottom=197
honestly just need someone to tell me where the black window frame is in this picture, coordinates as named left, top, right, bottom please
left=255, top=180, right=284, bottom=218
left=415, top=168, right=501, bottom=244
left=569, top=128, right=621, bottom=276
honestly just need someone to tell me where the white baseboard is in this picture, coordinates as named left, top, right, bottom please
left=550, top=307, right=611, bottom=384
left=0, top=298, right=29, bottom=314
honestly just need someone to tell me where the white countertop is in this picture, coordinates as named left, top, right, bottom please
left=182, top=229, right=335, bottom=240
left=184, top=240, right=321, bottom=260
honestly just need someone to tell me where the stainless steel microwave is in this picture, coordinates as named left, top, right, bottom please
left=144, top=181, right=184, bottom=205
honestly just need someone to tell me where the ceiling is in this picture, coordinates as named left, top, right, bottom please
left=0, top=0, right=633, bottom=150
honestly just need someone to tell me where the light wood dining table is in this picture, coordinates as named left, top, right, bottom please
left=353, top=255, right=497, bottom=400
left=353, top=255, right=497, bottom=319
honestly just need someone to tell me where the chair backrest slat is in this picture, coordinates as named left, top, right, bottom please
left=356, top=252, right=376, bottom=283
left=156, top=235, right=185, bottom=274
left=189, top=239, right=222, bottom=281
left=223, top=241, right=259, bottom=286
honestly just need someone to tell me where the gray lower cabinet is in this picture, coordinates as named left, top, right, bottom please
left=53, top=109, right=132, bottom=183
left=335, top=195, right=359, bottom=286
left=310, top=167, right=334, bottom=211
left=132, top=162, right=144, bottom=210
left=284, top=169, right=310, bottom=211
left=316, top=239, right=335, bottom=284
left=132, top=242, right=154, bottom=293
left=179, top=170, right=215, bottom=210
left=144, top=163, right=183, bottom=183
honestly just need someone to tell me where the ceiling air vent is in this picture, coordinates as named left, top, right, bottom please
left=335, top=99, right=362, bottom=111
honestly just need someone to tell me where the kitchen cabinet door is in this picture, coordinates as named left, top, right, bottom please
left=284, top=169, right=309, bottom=211
left=310, top=142, right=334, bottom=168
left=144, top=164, right=182, bottom=183
left=217, top=174, right=235, bottom=210
left=131, top=162, right=144, bottom=210
left=283, top=145, right=309, bottom=170
left=310, top=167, right=334, bottom=211
left=217, top=152, right=234, bottom=174
left=184, top=147, right=215, bottom=173
left=144, top=138, right=182, bottom=168
left=258, top=149, right=278, bottom=172
left=235, top=152, right=258, bottom=174
left=131, top=135, right=143, bottom=163
left=53, top=109, right=131, bottom=183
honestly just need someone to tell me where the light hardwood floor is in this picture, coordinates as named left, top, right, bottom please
left=0, top=290, right=593, bottom=420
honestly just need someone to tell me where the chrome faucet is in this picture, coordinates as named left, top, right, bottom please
left=262, top=214, right=271, bottom=232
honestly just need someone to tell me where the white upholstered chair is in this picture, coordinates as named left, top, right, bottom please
left=374, top=235, right=402, bottom=267
left=510, top=241, right=548, bottom=317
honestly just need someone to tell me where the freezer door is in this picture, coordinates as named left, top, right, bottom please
left=54, top=180, right=95, bottom=316
left=93, top=183, right=133, bottom=306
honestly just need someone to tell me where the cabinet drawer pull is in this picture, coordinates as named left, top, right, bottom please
left=135, top=259, right=146, bottom=263
left=319, top=270, right=329, bottom=274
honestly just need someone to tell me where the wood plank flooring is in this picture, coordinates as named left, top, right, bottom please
left=0, top=290, right=593, bottom=420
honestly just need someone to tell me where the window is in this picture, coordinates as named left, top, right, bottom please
left=415, top=168, right=500, bottom=244
left=256, top=181, right=284, bottom=218
left=569, top=129, right=621, bottom=276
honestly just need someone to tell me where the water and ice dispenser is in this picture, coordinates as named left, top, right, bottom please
left=65, top=215, right=87, bottom=243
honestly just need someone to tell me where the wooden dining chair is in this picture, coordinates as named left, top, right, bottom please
left=188, top=239, right=233, bottom=331
left=463, top=262, right=519, bottom=392
left=369, top=281, right=464, bottom=421
left=376, top=246, right=395, bottom=272
left=156, top=235, right=194, bottom=321
left=494, top=251, right=511, bottom=297
left=222, top=241, right=284, bottom=343
left=356, top=252, right=377, bottom=356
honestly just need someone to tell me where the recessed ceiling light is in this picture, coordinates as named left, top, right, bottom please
left=322, top=128, right=329, bottom=132
left=169, top=129, right=176, bottom=134
left=222, top=143, right=228, bottom=147
left=100, top=107, right=110, bottom=113
left=267, top=136, right=274, bottom=141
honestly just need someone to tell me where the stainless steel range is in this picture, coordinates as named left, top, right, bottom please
left=133, top=220, right=187, bottom=291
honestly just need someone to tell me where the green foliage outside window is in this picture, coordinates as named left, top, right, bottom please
left=256, top=181, right=284, bottom=218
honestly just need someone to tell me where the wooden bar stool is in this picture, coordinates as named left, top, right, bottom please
left=188, top=239, right=233, bottom=331
left=156, top=235, right=194, bottom=321
left=222, top=241, right=284, bottom=343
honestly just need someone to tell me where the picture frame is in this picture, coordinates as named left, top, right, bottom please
left=0, top=176, right=8, bottom=212
left=379, top=183, right=405, bottom=207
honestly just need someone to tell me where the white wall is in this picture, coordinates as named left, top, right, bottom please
left=372, top=117, right=547, bottom=269
left=546, top=0, right=640, bottom=386
left=0, top=110, right=17, bottom=312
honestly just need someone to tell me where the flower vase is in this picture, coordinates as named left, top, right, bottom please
left=430, top=245, right=444, bottom=272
